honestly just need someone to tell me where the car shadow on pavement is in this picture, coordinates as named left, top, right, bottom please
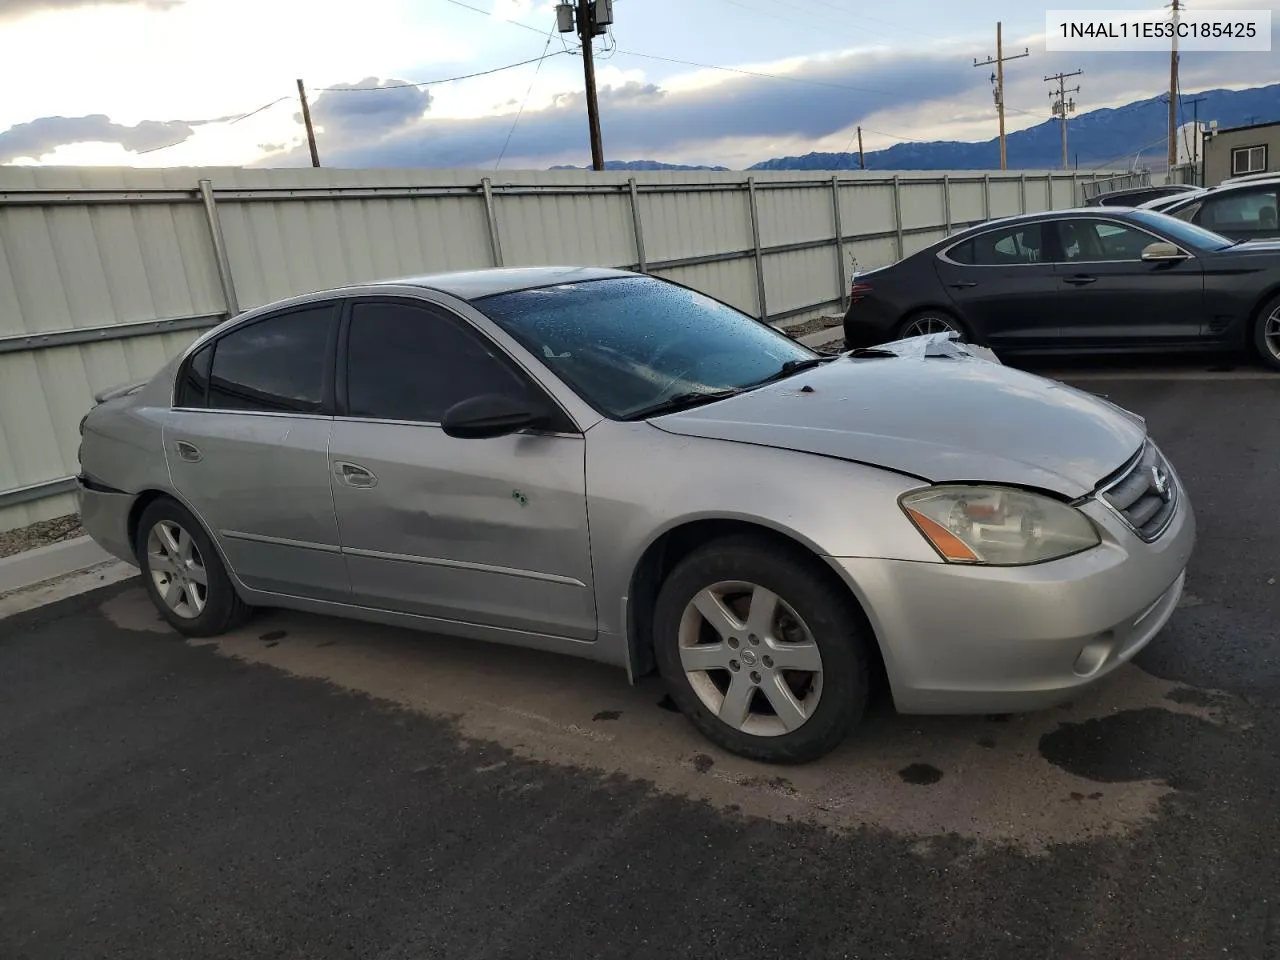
left=99, top=584, right=1252, bottom=855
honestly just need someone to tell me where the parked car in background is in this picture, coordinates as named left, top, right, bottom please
left=1157, top=176, right=1280, bottom=241
left=77, top=267, right=1195, bottom=764
left=842, top=207, right=1280, bottom=369
left=1138, top=187, right=1207, bottom=212
left=1086, top=183, right=1202, bottom=207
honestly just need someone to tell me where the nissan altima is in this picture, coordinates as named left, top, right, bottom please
left=77, top=267, right=1195, bottom=764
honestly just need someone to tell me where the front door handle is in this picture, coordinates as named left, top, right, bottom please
left=334, top=461, right=378, bottom=489
left=174, top=440, right=202, bottom=463
left=948, top=281, right=978, bottom=289
left=1063, top=275, right=1097, bottom=285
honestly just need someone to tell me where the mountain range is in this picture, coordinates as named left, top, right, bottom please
left=552, top=83, right=1279, bottom=172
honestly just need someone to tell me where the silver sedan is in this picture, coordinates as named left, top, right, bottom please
left=77, top=267, right=1195, bottom=764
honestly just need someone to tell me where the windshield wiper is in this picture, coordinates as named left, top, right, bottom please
left=623, top=389, right=743, bottom=421
left=750, top=355, right=835, bottom=386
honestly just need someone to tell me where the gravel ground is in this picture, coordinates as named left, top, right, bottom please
left=0, top=514, right=85, bottom=559
left=780, top=314, right=843, bottom=339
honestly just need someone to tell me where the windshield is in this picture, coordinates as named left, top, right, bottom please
left=474, top=276, right=817, bottom=419
left=1128, top=209, right=1235, bottom=251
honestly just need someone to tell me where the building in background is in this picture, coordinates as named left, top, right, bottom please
left=1203, top=120, right=1279, bottom=187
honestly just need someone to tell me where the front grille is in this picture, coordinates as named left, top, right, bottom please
left=1098, top=442, right=1178, bottom=542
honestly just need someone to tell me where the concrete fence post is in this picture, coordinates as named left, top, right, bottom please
left=481, top=177, right=503, bottom=267
left=983, top=173, right=992, bottom=219
left=747, top=176, right=768, bottom=322
left=1019, top=171, right=1028, bottom=213
left=627, top=177, right=647, bottom=273
left=197, top=179, right=240, bottom=316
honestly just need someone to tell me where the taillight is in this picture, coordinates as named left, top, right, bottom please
left=849, top=281, right=873, bottom=304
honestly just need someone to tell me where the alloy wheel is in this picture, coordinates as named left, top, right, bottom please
left=146, top=520, right=208, bottom=619
left=677, top=580, right=823, bottom=737
left=1265, top=306, right=1280, bottom=362
left=901, top=314, right=960, bottom=338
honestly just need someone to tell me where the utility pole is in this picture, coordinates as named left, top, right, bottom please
left=296, top=79, right=320, bottom=168
left=1184, top=94, right=1207, bottom=172
left=974, top=22, right=1029, bottom=170
left=857, top=126, right=865, bottom=169
left=1045, top=69, right=1082, bottom=170
left=1168, top=0, right=1181, bottom=172
left=557, top=1, right=607, bottom=170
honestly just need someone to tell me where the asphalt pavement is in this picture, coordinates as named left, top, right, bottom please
left=2, top=365, right=1278, bottom=960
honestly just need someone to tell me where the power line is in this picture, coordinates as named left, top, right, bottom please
left=440, top=0, right=551, bottom=36
left=133, top=95, right=292, bottom=156
left=495, top=18, right=559, bottom=170
left=310, top=52, right=570, bottom=92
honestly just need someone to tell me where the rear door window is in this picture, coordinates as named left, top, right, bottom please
left=206, top=305, right=338, bottom=413
left=952, top=223, right=1045, bottom=265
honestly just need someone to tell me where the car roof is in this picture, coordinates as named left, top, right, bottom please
left=365, top=265, right=635, bottom=301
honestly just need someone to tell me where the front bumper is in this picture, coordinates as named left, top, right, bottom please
left=828, top=491, right=1196, bottom=715
left=75, top=477, right=137, bottom=566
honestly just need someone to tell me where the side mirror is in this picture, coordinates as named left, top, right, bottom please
left=440, top=393, right=546, bottom=439
left=1141, top=241, right=1187, bottom=262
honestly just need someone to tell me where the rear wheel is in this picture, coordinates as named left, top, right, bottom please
left=135, top=498, right=252, bottom=637
left=897, top=309, right=967, bottom=341
left=1252, top=294, right=1280, bottom=372
left=652, top=535, right=871, bottom=764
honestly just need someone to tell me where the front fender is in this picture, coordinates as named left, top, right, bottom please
left=584, top=420, right=939, bottom=648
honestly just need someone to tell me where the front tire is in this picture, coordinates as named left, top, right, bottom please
left=652, top=535, right=871, bottom=764
left=1252, top=294, right=1280, bottom=372
left=135, top=498, right=252, bottom=637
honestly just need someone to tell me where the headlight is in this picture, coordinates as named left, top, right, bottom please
left=900, top=485, right=1100, bottom=565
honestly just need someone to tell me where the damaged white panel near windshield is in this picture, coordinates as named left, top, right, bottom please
left=846, top=332, right=1002, bottom=365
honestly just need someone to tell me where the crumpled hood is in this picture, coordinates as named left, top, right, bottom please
left=651, top=337, right=1147, bottom=498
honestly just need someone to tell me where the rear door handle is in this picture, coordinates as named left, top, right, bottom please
left=1063, top=275, right=1097, bottom=285
left=334, top=461, right=378, bottom=489
left=174, top=440, right=202, bottom=463
left=948, top=281, right=978, bottom=289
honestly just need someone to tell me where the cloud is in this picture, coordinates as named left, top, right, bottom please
left=0, top=0, right=178, bottom=20
left=0, top=113, right=194, bottom=162
left=262, top=47, right=988, bottom=170
left=302, top=78, right=432, bottom=141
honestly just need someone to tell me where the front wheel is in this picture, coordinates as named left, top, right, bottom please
left=652, top=535, right=872, bottom=764
left=135, top=498, right=252, bottom=637
left=1252, top=294, right=1280, bottom=372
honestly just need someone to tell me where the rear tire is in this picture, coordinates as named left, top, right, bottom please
left=1252, top=294, right=1280, bottom=372
left=897, top=309, right=968, bottom=342
left=135, top=497, right=252, bottom=638
left=652, top=535, right=871, bottom=764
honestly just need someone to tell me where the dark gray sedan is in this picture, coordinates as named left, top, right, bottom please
left=842, top=207, right=1280, bottom=369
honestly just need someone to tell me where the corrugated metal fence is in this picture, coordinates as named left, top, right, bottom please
left=0, top=165, right=1115, bottom=531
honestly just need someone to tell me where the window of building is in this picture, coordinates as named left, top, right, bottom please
left=1231, top=144, right=1268, bottom=176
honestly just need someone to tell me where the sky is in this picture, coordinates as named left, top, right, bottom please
left=0, top=0, right=1277, bottom=171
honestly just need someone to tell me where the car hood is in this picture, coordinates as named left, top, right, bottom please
left=651, top=343, right=1146, bottom=498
